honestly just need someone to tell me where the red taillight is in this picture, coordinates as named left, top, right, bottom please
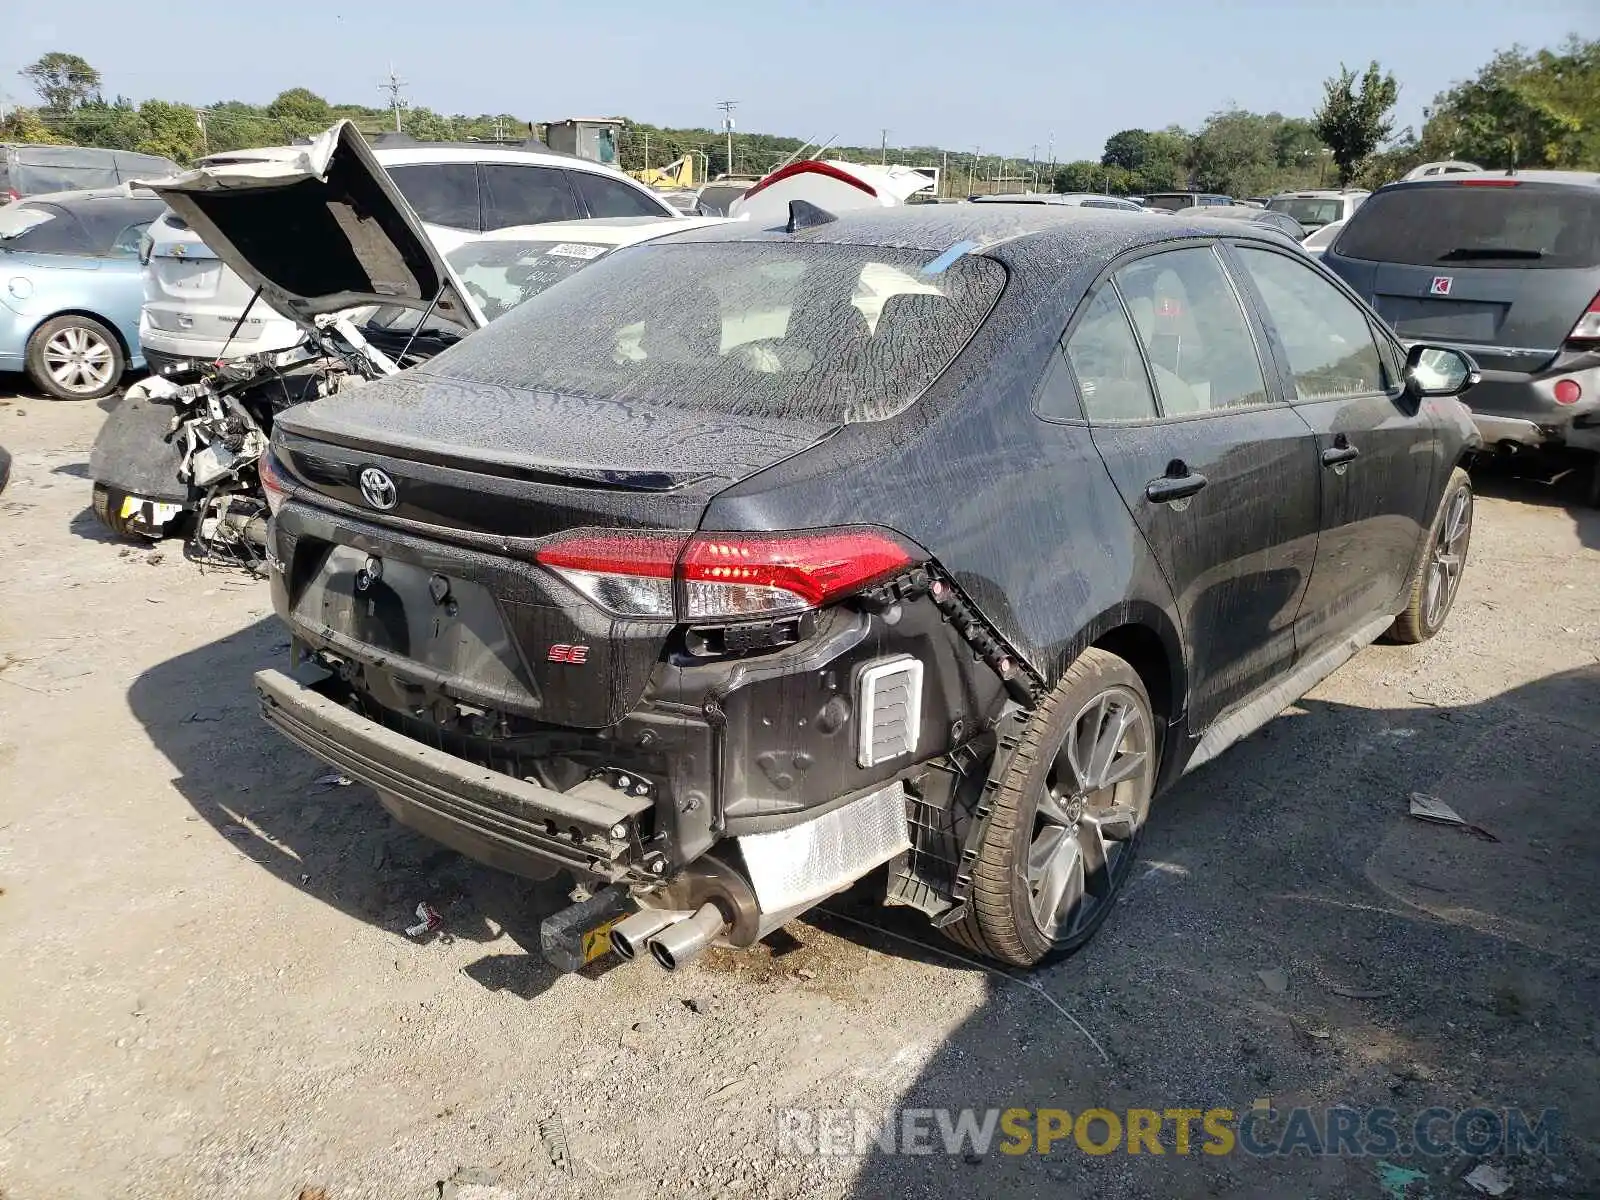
left=1567, top=292, right=1600, bottom=347
left=534, top=527, right=919, bottom=620
left=1554, top=379, right=1582, bottom=405
left=1455, top=179, right=1520, bottom=187
left=259, top=450, right=290, bottom=515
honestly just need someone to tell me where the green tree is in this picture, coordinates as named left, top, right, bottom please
left=1052, top=160, right=1104, bottom=193
left=0, top=106, right=67, bottom=144
left=1314, top=61, right=1400, bottom=185
left=20, top=52, right=102, bottom=113
left=1420, top=40, right=1597, bottom=169
left=265, top=87, right=333, bottom=138
left=404, top=107, right=455, bottom=141
left=60, top=98, right=143, bottom=151
left=136, top=100, right=205, bottom=164
left=1101, top=128, right=1153, bottom=171
left=201, top=101, right=283, bottom=154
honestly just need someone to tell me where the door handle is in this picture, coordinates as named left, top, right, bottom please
left=1145, top=469, right=1208, bottom=504
left=1321, top=441, right=1360, bottom=468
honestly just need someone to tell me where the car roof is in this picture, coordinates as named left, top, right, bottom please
left=1271, top=189, right=1369, bottom=198
left=640, top=204, right=1292, bottom=266
left=11, top=184, right=162, bottom=206
left=469, top=215, right=726, bottom=245
left=1378, top=169, right=1600, bottom=191
left=199, top=141, right=644, bottom=182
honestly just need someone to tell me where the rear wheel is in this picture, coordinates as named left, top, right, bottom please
left=26, top=315, right=124, bottom=401
left=1388, top=468, right=1473, bottom=644
left=945, top=648, right=1156, bottom=968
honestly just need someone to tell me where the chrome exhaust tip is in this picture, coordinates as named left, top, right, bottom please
left=647, top=902, right=727, bottom=971
left=610, top=908, right=687, bottom=961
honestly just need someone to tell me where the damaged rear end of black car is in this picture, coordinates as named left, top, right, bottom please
left=257, top=219, right=1038, bottom=972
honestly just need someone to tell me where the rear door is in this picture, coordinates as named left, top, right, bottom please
left=1070, top=244, right=1321, bottom=730
left=386, top=162, right=483, bottom=232
left=1326, top=180, right=1600, bottom=374
left=480, top=163, right=584, bottom=229
left=1229, top=243, right=1440, bottom=652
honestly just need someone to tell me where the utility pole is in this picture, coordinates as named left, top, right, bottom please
left=941, top=150, right=948, bottom=198
left=491, top=115, right=507, bottom=142
left=880, top=128, right=888, bottom=166
left=716, top=100, right=737, bottom=177
left=969, top=146, right=979, bottom=196
left=1029, top=144, right=1037, bottom=192
left=196, top=109, right=208, bottom=155
left=380, top=65, right=408, bottom=133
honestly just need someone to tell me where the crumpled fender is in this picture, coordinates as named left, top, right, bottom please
left=89, top=378, right=193, bottom=504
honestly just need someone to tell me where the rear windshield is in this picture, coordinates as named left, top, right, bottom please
left=421, top=240, right=1006, bottom=422
left=1334, top=183, right=1600, bottom=269
left=1266, top=196, right=1343, bottom=227
left=1142, top=194, right=1194, bottom=212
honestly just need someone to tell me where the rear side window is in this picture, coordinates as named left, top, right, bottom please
left=423, top=241, right=1005, bottom=423
left=1114, top=247, right=1271, bottom=414
left=1061, top=285, right=1157, bottom=421
left=0, top=203, right=92, bottom=254
left=388, top=163, right=481, bottom=231
left=1237, top=248, right=1386, bottom=400
left=1266, top=197, right=1343, bottom=227
left=1335, top=183, right=1600, bottom=270
left=481, top=164, right=583, bottom=228
left=571, top=171, right=669, bottom=219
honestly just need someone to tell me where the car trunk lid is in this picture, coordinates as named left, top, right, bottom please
left=272, top=370, right=840, bottom=727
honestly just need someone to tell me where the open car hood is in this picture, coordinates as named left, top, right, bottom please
left=139, top=121, right=483, bottom=340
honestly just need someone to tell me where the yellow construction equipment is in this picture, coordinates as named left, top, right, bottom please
left=629, top=154, right=696, bottom=190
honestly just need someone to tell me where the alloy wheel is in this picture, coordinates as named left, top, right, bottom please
left=1027, top=685, right=1152, bottom=941
left=1423, top=487, right=1471, bottom=629
left=43, top=326, right=116, bottom=396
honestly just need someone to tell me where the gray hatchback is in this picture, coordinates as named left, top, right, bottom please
left=1322, top=171, right=1600, bottom=490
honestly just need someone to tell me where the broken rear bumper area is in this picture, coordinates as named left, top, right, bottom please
left=255, top=668, right=653, bottom=881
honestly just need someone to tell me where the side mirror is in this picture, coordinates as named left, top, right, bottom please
left=1405, top=344, right=1479, bottom=398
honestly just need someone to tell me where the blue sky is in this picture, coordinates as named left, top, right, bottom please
left=3, top=0, right=1591, bottom=160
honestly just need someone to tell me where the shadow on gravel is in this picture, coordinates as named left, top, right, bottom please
left=838, top=664, right=1600, bottom=1200
left=126, top=615, right=588, bottom=1001
left=1470, top=455, right=1600, bottom=552
left=126, top=615, right=1600, bottom=1195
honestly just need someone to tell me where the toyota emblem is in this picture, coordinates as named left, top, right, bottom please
left=358, top=467, right=398, bottom=511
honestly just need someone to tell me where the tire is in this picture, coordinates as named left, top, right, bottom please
left=91, top=483, right=159, bottom=540
left=1388, top=467, right=1473, bottom=644
left=945, top=648, right=1157, bottom=968
left=25, top=314, right=125, bottom=401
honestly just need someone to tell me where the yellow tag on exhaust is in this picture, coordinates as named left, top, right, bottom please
left=581, top=920, right=620, bottom=964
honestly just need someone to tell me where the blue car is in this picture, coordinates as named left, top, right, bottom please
left=0, top=188, right=166, bottom=399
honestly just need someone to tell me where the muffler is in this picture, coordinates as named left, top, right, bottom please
left=647, top=902, right=728, bottom=971
left=609, top=908, right=689, bottom=961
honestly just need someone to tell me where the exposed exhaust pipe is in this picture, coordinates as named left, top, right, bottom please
left=609, top=908, right=688, bottom=961
left=647, top=902, right=728, bottom=971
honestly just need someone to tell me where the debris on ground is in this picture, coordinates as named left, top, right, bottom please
left=1407, top=793, right=1500, bottom=841
left=1326, top=982, right=1391, bottom=999
left=404, top=902, right=444, bottom=939
left=297, top=1188, right=329, bottom=1200
left=313, top=772, right=353, bottom=790
left=1256, top=967, right=1289, bottom=994
left=538, top=1116, right=572, bottom=1174
left=1375, top=1159, right=1431, bottom=1200
left=1464, top=1162, right=1512, bottom=1196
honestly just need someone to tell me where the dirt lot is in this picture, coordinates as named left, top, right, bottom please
left=1, top=383, right=1598, bottom=1200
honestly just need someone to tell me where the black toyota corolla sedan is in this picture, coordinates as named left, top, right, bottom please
left=183, top=172, right=1479, bottom=970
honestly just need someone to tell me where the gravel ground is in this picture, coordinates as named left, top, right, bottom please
left=1, top=383, right=1597, bottom=1200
